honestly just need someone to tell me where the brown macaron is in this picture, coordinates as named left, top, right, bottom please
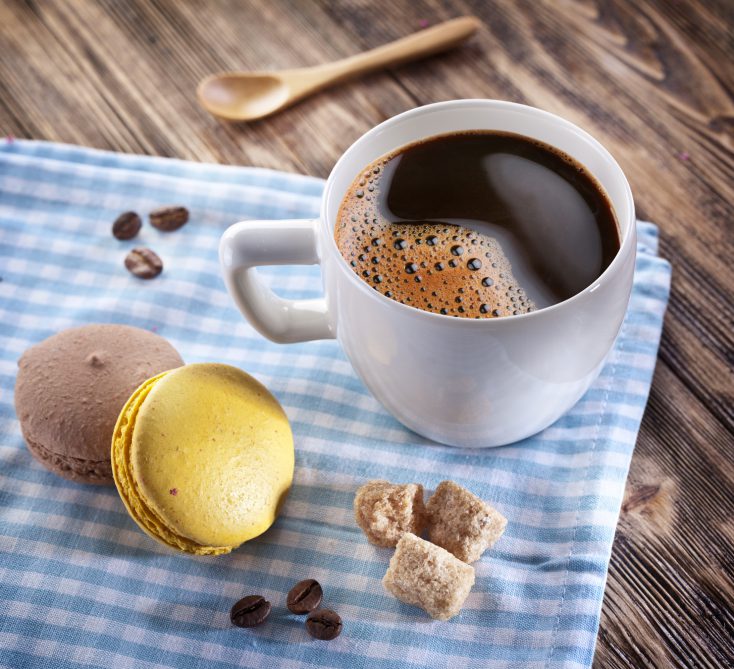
left=14, top=324, right=183, bottom=485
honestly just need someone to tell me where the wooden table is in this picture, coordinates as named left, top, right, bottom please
left=1, top=1, right=732, bottom=666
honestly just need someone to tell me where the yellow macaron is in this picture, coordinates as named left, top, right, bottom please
left=111, top=363, right=294, bottom=555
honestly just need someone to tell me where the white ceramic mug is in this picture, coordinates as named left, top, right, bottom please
left=220, top=100, right=636, bottom=447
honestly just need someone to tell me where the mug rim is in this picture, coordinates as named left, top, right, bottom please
left=322, top=99, right=636, bottom=325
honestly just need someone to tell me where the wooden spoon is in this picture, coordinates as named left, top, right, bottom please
left=197, top=17, right=481, bottom=122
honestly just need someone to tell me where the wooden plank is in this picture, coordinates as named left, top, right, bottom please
left=596, top=362, right=734, bottom=668
left=0, top=0, right=418, bottom=173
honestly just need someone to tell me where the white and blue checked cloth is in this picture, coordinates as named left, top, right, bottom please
left=0, top=140, right=671, bottom=669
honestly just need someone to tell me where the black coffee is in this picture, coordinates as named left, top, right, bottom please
left=335, top=131, right=620, bottom=318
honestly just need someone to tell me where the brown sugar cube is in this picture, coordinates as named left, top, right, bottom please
left=354, top=480, right=426, bottom=547
left=382, top=532, right=475, bottom=621
left=425, top=480, right=507, bottom=563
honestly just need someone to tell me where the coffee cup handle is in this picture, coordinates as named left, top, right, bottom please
left=219, top=219, right=334, bottom=343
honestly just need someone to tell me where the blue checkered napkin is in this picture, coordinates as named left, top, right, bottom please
left=0, top=140, right=671, bottom=669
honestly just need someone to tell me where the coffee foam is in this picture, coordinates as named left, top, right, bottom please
left=335, top=162, right=535, bottom=319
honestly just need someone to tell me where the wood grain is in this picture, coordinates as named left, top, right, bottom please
left=0, top=1, right=732, bottom=666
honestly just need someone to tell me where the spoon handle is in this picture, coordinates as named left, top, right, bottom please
left=310, top=17, right=481, bottom=86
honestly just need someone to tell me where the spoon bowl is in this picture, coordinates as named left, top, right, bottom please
left=198, top=17, right=481, bottom=122
left=198, top=73, right=290, bottom=122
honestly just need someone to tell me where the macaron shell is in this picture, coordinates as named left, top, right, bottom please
left=130, top=364, right=293, bottom=550
left=24, top=434, right=112, bottom=484
left=112, top=371, right=229, bottom=555
left=15, top=323, right=183, bottom=484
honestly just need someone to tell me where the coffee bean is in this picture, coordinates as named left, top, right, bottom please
left=230, top=595, right=271, bottom=628
left=305, top=608, right=342, bottom=640
left=149, top=205, right=189, bottom=232
left=286, top=579, right=323, bottom=614
left=124, top=247, right=163, bottom=279
left=112, top=211, right=142, bottom=240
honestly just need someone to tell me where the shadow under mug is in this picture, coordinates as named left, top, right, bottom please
left=220, top=100, right=636, bottom=447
